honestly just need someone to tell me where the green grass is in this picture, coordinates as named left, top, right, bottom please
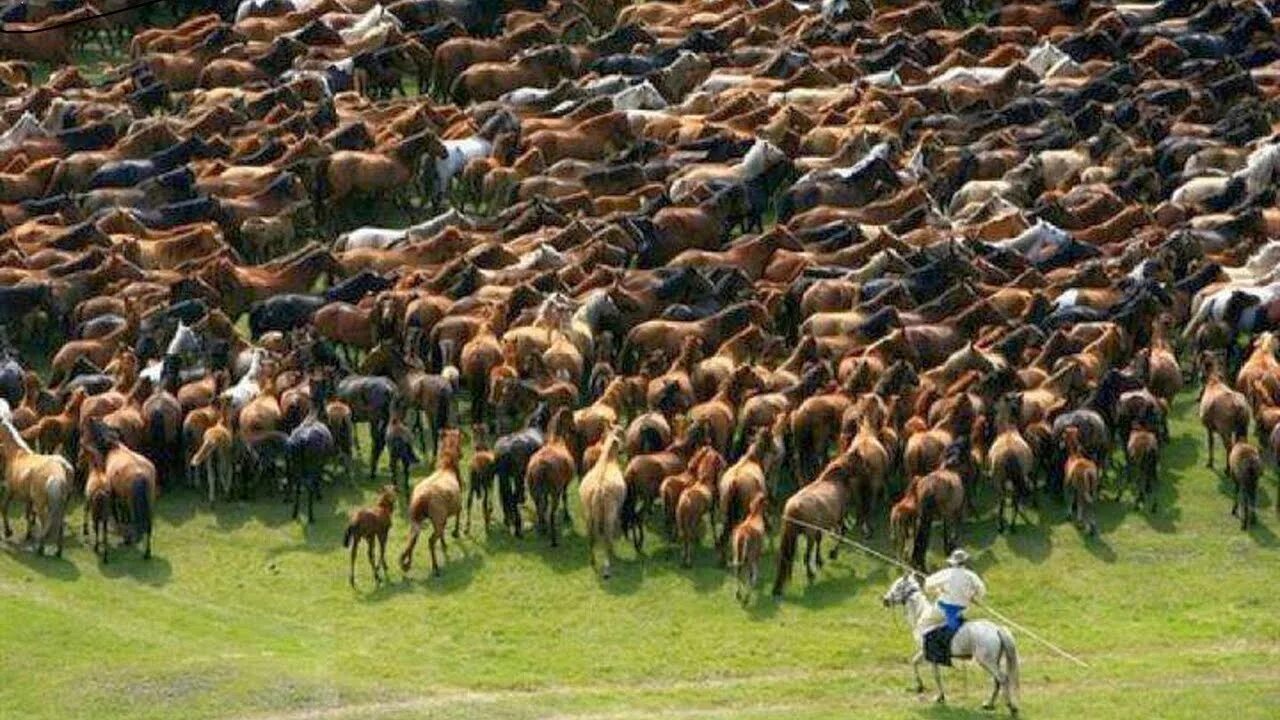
left=0, top=395, right=1277, bottom=720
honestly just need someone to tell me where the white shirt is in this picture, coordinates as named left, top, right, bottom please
left=924, top=567, right=986, bottom=608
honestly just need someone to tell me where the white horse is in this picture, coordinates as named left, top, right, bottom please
left=882, top=574, right=1021, bottom=714
left=220, top=348, right=266, bottom=413
left=612, top=81, right=667, bottom=111
left=0, top=112, right=50, bottom=152
left=430, top=136, right=492, bottom=204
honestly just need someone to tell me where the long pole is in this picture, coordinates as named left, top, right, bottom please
left=783, top=516, right=1091, bottom=668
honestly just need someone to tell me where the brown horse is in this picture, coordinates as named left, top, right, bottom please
left=1228, top=436, right=1261, bottom=531
left=466, top=424, right=496, bottom=533
left=717, top=425, right=781, bottom=563
left=84, top=421, right=157, bottom=561
left=988, top=396, right=1034, bottom=532
left=401, top=429, right=463, bottom=576
left=343, top=485, right=396, bottom=587
left=772, top=452, right=854, bottom=597
left=1199, top=355, right=1250, bottom=469
left=1125, top=423, right=1160, bottom=513
left=525, top=407, right=577, bottom=546
left=190, top=398, right=234, bottom=504
left=1063, top=427, right=1099, bottom=536
left=731, top=494, right=767, bottom=604
left=674, top=445, right=722, bottom=567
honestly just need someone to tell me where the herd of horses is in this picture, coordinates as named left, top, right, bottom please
left=1, top=0, right=1280, bottom=636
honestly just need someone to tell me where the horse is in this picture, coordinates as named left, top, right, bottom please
left=1227, top=436, right=1261, bottom=531
left=988, top=396, right=1034, bottom=532
left=286, top=393, right=336, bottom=524
left=1124, top=421, right=1160, bottom=513
left=343, top=485, right=396, bottom=587
left=1198, top=355, right=1250, bottom=469
left=524, top=407, right=576, bottom=546
left=401, top=428, right=463, bottom=576
left=882, top=574, right=1020, bottom=714
left=772, top=451, right=855, bottom=597
left=730, top=494, right=766, bottom=604
left=83, top=419, right=157, bottom=561
left=579, top=427, right=626, bottom=579
left=0, top=401, right=71, bottom=556
left=190, top=397, right=234, bottom=504
left=1063, top=426, right=1099, bottom=536
left=466, top=423, right=496, bottom=533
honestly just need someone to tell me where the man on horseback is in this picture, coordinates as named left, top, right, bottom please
left=925, top=549, right=986, bottom=632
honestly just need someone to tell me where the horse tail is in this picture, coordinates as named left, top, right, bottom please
left=131, top=476, right=152, bottom=539
left=342, top=521, right=356, bottom=549
left=149, top=408, right=167, bottom=464
left=1001, top=452, right=1026, bottom=501
left=312, top=155, right=331, bottom=214
left=44, top=474, right=68, bottom=547
left=998, top=626, right=1020, bottom=707
left=771, top=517, right=799, bottom=597
left=637, top=425, right=663, bottom=454
left=911, top=493, right=935, bottom=571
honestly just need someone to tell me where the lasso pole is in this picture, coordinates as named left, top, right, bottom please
left=783, top=516, right=1091, bottom=668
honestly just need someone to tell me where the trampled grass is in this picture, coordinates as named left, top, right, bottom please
left=1, top=395, right=1278, bottom=720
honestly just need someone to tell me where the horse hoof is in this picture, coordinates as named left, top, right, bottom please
left=934, top=695, right=946, bottom=705
left=982, top=703, right=995, bottom=711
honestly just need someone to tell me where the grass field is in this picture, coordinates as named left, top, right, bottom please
left=1, top=393, right=1277, bottom=720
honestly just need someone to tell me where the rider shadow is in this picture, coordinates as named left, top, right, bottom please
left=3, top=545, right=81, bottom=581
left=914, top=704, right=997, bottom=719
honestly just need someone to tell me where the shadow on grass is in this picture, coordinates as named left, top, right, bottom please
left=99, top=552, right=173, bottom=585
left=3, top=543, right=82, bottom=581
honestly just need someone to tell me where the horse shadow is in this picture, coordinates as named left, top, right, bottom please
left=1247, top=514, right=1279, bottom=546
left=98, top=552, right=173, bottom=586
left=1079, top=530, right=1117, bottom=563
left=401, top=547, right=485, bottom=594
left=3, top=544, right=81, bottom=581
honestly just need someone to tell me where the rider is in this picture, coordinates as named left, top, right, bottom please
left=925, top=549, right=986, bottom=632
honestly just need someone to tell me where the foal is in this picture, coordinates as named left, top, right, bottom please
left=1063, top=427, right=1099, bottom=536
left=731, top=494, right=766, bottom=604
left=1124, top=422, right=1160, bottom=512
left=1228, top=435, right=1261, bottom=531
left=343, top=485, right=396, bottom=586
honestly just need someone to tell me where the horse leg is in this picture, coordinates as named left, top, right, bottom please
left=803, top=534, right=816, bottom=582
left=307, top=479, right=316, bottom=525
left=366, top=537, right=379, bottom=583
left=978, top=657, right=1003, bottom=711
left=548, top=490, right=559, bottom=548
left=378, top=530, right=389, bottom=579
left=2, top=492, right=12, bottom=538
left=1205, top=427, right=1214, bottom=468
left=349, top=536, right=359, bottom=587
left=911, top=650, right=926, bottom=693
left=399, top=522, right=421, bottom=574
left=452, top=509, right=460, bottom=539
left=932, top=663, right=946, bottom=704
left=370, top=417, right=388, bottom=481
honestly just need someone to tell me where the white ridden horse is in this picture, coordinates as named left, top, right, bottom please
left=882, top=574, right=1021, bottom=714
